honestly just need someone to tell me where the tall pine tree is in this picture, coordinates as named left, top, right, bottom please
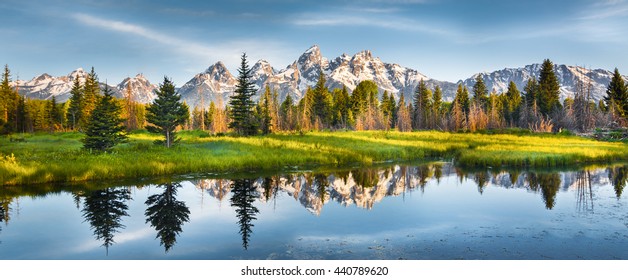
left=259, top=86, right=273, bottom=134
left=82, top=86, right=127, bottom=152
left=472, top=75, right=489, bottom=110
left=505, top=81, right=522, bottom=126
left=538, top=59, right=561, bottom=115
left=310, top=71, right=333, bottom=127
left=604, top=68, right=628, bottom=119
left=413, top=79, right=431, bottom=129
left=66, top=75, right=83, bottom=131
left=0, top=65, right=20, bottom=133
left=228, top=53, right=258, bottom=136
left=453, top=83, right=470, bottom=114
left=80, top=67, right=100, bottom=129
left=146, top=77, right=189, bottom=148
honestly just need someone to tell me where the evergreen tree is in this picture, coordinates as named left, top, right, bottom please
left=82, top=188, right=131, bottom=254
left=331, top=87, right=350, bottom=128
left=16, top=96, right=27, bottom=133
left=537, top=59, right=561, bottom=115
left=80, top=67, right=100, bottom=129
left=146, top=77, right=189, bottom=148
left=472, top=75, right=489, bottom=110
left=66, top=76, right=83, bottom=131
left=453, top=83, right=470, bottom=114
left=0, top=65, right=20, bottom=133
left=396, top=94, right=412, bottom=132
left=388, top=93, right=397, bottom=128
left=145, top=183, right=190, bottom=252
left=351, top=80, right=378, bottom=118
left=46, top=96, right=63, bottom=132
left=83, top=86, right=127, bottom=152
left=524, top=78, right=539, bottom=108
left=381, top=91, right=393, bottom=124
left=280, top=94, right=295, bottom=130
left=413, top=79, right=431, bottom=129
left=205, top=101, right=216, bottom=130
left=505, top=81, right=522, bottom=126
left=432, top=85, right=443, bottom=128
left=604, top=68, right=628, bottom=119
left=310, top=71, right=333, bottom=127
left=230, top=178, right=259, bottom=250
left=228, top=53, right=258, bottom=136
left=259, top=86, right=273, bottom=134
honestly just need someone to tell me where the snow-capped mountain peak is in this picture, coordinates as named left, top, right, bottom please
left=15, top=45, right=625, bottom=106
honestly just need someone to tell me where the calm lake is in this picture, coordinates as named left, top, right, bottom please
left=0, top=162, right=626, bottom=260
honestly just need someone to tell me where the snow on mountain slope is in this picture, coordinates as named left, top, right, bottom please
left=14, top=46, right=625, bottom=106
left=462, top=64, right=627, bottom=102
left=116, top=74, right=157, bottom=103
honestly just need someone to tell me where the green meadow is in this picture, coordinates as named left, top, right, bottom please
left=1, top=130, right=626, bottom=186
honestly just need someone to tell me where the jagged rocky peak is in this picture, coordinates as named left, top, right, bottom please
left=297, top=45, right=328, bottom=68
left=67, top=68, right=87, bottom=79
left=251, top=60, right=275, bottom=75
left=33, top=73, right=53, bottom=82
left=205, top=61, right=230, bottom=75
left=354, top=49, right=373, bottom=59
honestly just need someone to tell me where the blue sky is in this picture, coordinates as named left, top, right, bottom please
left=1, top=0, right=627, bottom=85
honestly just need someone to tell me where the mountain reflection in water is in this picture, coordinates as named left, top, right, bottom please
left=0, top=163, right=625, bottom=259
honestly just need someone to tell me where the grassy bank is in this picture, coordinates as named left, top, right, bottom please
left=1, top=130, right=626, bottom=186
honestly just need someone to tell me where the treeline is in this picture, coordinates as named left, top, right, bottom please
left=220, top=57, right=628, bottom=135
left=0, top=66, right=147, bottom=134
left=2, top=58, right=627, bottom=138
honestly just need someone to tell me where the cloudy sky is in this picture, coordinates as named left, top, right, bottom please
left=1, top=0, right=627, bottom=85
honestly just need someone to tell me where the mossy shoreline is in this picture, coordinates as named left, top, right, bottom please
left=1, top=130, right=626, bottom=186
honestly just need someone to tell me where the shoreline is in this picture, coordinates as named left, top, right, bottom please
left=1, top=130, right=626, bottom=186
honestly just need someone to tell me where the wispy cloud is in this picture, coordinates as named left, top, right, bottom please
left=160, top=7, right=215, bottom=17
left=578, top=0, right=628, bottom=20
left=292, top=13, right=453, bottom=37
left=72, top=13, right=296, bottom=74
left=73, top=13, right=213, bottom=57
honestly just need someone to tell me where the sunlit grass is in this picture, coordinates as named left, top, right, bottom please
left=1, top=130, right=626, bottom=186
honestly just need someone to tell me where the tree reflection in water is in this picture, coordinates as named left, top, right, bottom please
left=82, top=188, right=131, bottom=254
left=0, top=204, right=4, bottom=240
left=145, top=182, right=190, bottom=252
left=608, top=165, right=627, bottom=199
left=230, top=178, right=259, bottom=250
left=575, top=171, right=594, bottom=214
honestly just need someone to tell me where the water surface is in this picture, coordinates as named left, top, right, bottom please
left=0, top=162, right=626, bottom=259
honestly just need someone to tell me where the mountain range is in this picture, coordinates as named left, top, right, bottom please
left=11, top=45, right=627, bottom=107
left=192, top=163, right=612, bottom=215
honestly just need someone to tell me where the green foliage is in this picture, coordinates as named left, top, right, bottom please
left=351, top=80, right=378, bottom=117
left=145, top=182, right=190, bottom=252
left=82, top=86, right=127, bottom=152
left=82, top=187, right=131, bottom=252
left=259, top=86, right=273, bottom=134
left=472, top=75, right=489, bottom=109
left=538, top=59, right=561, bottom=115
left=413, top=79, right=432, bottom=129
left=146, top=77, right=189, bottom=148
left=453, top=83, right=470, bottom=114
left=230, top=178, right=259, bottom=250
left=432, top=86, right=443, bottom=117
left=80, top=67, right=100, bottom=129
left=2, top=130, right=626, bottom=186
left=604, top=68, right=628, bottom=119
left=332, top=86, right=351, bottom=128
left=309, top=71, right=333, bottom=127
left=504, top=81, right=521, bottom=123
left=66, top=75, right=83, bottom=131
left=0, top=65, right=20, bottom=134
left=228, top=53, right=258, bottom=136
